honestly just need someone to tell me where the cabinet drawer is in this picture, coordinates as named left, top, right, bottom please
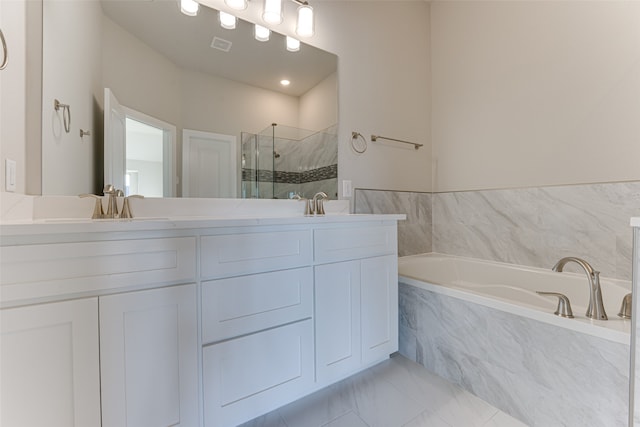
left=314, top=224, right=397, bottom=263
left=203, top=319, right=314, bottom=427
left=200, top=230, right=312, bottom=279
left=0, top=237, right=196, bottom=305
left=201, top=267, right=313, bottom=344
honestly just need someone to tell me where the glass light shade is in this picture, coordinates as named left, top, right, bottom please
left=286, top=36, right=300, bottom=52
left=224, top=0, right=247, bottom=10
left=254, top=25, right=270, bottom=42
left=219, top=11, right=236, bottom=29
left=296, top=4, right=314, bottom=37
left=262, top=0, right=283, bottom=25
left=180, top=0, right=199, bottom=16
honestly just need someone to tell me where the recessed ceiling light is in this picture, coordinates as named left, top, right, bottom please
left=280, top=79, right=291, bottom=86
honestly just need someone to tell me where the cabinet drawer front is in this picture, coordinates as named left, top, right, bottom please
left=203, top=320, right=314, bottom=427
left=202, top=268, right=313, bottom=344
left=200, top=230, right=312, bottom=279
left=314, top=224, right=397, bottom=263
left=0, top=237, right=196, bottom=305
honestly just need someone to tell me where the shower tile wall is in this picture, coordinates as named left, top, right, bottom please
left=433, top=181, right=640, bottom=281
left=354, top=189, right=432, bottom=257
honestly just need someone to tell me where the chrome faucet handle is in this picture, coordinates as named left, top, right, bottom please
left=537, top=291, right=574, bottom=318
left=120, top=195, right=144, bottom=219
left=618, top=293, right=632, bottom=319
left=312, top=192, right=329, bottom=216
left=79, top=194, right=104, bottom=219
left=103, top=184, right=121, bottom=218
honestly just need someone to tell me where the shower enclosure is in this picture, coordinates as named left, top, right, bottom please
left=241, top=123, right=338, bottom=199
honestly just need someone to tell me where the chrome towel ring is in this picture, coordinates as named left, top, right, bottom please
left=54, top=99, right=71, bottom=133
left=0, top=28, right=8, bottom=70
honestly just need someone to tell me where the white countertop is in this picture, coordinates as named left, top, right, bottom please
left=632, top=217, right=640, bottom=227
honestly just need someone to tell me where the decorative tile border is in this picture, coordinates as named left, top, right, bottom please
left=242, top=164, right=337, bottom=185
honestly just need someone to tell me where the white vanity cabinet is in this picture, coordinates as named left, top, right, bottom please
left=99, top=284, right=199, bottom=427
left=314, top=224, right=399, bottom=384
left=0, top=298, right=101, bottom=427
left=1, top=214, right=401, bottom=427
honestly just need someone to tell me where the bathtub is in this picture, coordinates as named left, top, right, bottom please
left=398, top=253, right=631, bottom=427
left=399, top=253, right=631, bottom=344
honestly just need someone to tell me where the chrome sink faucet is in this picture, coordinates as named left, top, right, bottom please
left=552, top=257, right=607, bottom=320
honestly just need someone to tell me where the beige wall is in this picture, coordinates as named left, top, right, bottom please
left=431, top=1, right=640, bottom=192
left=299, top=72, right=338, bottom=132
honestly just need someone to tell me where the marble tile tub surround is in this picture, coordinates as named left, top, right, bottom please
left=354, top=189, right=432, bottom=257
left=399, top=282, right=630, bottom=427
left=356, top=181, right=640, bottom=280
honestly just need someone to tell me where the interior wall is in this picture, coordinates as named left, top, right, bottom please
left=313, top=1, right=432, bottom=196
left=431, top=0, right=640, bottom=192
left=299, top=72, right=337, bottom=132
left=41, top=0, right=102, bottom=196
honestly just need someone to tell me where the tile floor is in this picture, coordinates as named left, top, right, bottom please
left=240, top=354, right=528, bottom=427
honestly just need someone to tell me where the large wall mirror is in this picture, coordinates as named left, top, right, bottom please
left=41, top=0, right=338, bottom=198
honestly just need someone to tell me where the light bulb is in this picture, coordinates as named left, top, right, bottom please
left=180, top=0, right=199, bottom=16
left=296, top=4, right=314, bottom=37
left=219, top=11, right=236, bottom=30
left=254, top=24, right=270, bottom=42
left=224, top=0, right=247, bottom=10
left=280, top=79, right=290, bottom=86
left=262, top=0, right=283, bottom=25
left=286, top=36, right=300, bottom=52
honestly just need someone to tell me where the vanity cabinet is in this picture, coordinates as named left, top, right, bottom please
left=0, top=298, right=101, bottom=427
left=99, top=284, right=199, bottom=427
left=1, top=215, right=401, bottom=427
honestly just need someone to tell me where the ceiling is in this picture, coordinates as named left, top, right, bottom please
left=100, top=0, right=337, bottom=96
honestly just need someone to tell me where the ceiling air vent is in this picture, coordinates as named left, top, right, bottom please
left=211, top=37, right=232, bottom=52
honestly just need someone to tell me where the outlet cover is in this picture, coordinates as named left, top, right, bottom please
left=342, top=180, right=352, bottom=198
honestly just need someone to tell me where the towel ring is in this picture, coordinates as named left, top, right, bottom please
left=0, top=28, right=8, bottom=70
left=54, top=99, right=71, bottom=133
left=350, top=131, right=367, bottom=154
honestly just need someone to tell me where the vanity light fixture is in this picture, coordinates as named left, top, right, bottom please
left=180, top=0, right=199, bottom=16
left=262, top=0, right=283, bottom=25
left=295, top=3, right=314, bottom=37
left=254, top=24, right=270, bottom=42
left=225, top=0, right=248, bottom=11
left=286, top=36, right=300, bottom=52
left=219, top=11, right=237, bottom=29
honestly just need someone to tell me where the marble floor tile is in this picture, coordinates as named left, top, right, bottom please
left=244, top=355, right=528, bottom=427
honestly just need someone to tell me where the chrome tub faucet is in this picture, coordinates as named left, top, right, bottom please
left=552, top=257, right=607, bottom=320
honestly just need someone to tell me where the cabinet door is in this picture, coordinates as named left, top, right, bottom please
left=100, top=284, right=198, bottom=427
left=361, top=255, right=399, bottom=365
left=1, top=298, right=101, bottom=427
left=315, top=260, right=361, bottom=383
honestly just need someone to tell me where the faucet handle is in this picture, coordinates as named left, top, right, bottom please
left=120, top=195, right=144, bottom=219
left=79, top=194, right=104, bottom=219
left=537, top=291, right=574, bottom=318
left=618, top=293, right=632, bottom=319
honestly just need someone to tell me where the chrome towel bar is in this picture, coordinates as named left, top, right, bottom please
left=371, top=134, right=423, bottom=150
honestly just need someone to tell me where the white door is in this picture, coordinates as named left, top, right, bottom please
left=99, top=284, right=198, bottom=427
left=1, top=298, right=101, bottom=427
left=104, top=88, right=126, bottom=191
left=182, top=129, right=237, bottom=198
left=315, top=260, right=362, bottom=383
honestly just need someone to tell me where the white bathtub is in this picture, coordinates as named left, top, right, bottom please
left=398, top=253, right=632, bottom=344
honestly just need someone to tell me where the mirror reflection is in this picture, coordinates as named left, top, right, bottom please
left=41, top=0, right=338, bottom=198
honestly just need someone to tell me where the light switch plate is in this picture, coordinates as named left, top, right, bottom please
left=342, top=180, right=352, bottom=198
left=5, top=159, right=16, bottom=192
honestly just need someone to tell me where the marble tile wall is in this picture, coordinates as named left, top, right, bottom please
left=354, top=189, right=432, bottom=257
left=433, top=181, right=640, bottom=281
left=399, top=282, right=630, bottom=427
left=356, top=182, right=640, bottom=280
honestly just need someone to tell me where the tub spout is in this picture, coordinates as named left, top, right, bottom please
left=552, top=257, right=607, bottom=320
